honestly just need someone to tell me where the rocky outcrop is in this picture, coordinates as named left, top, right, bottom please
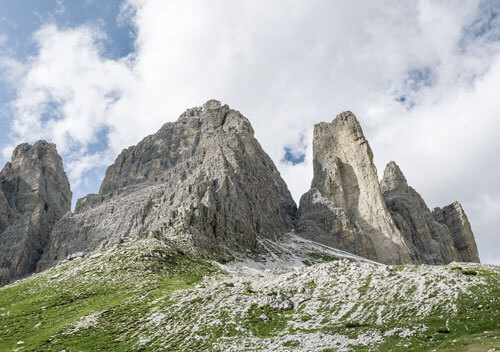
left=432, top=202, right=480, bottom=263
left=0, top=141, right=72, bottom=284
left=380, top=161, right=476, bottom=264
left=296, top=110, right=479, bottom=265
left=1, top=104, right=480, bottom=276
left=38, top=100, right=296, bottom=269
left=296, top=112, right=414, bottom=264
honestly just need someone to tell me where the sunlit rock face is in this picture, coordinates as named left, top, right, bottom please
left=297, top=112, right=479, bottom=265
left=296, top=112, right=413, bottom=264
left=38, top=100, right=297, bottom=270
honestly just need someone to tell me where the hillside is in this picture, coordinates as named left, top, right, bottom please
left=1, top=236, right=498, bottom=351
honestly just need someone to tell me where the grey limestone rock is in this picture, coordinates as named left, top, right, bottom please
left=0, top=141, right=72, bottom=284
left=381, top=161, right=465, bottom=264
left=296, top=111, right=480, bottom=265
left=296, top=112, right=414, bottom=264
left=432, top=202, right=480, bottom=263
left=38, top=100, right=296, bottom=269
left=1, top=103, right=480, bottom=277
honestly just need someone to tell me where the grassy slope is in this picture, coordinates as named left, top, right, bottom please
left=0, top=239, right=217, bottom=351
left=0, top=240, right=498, bottom=352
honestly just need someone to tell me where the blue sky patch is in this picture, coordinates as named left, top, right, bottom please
left=0, top=0, right=134, bottom=61
left=283, top=146, right=305, bottom=165
left=393, top=67, right=434, bottom=110
left=405, top=67, right=434, bottom=91
left=86, top=126, right=110, bottom=155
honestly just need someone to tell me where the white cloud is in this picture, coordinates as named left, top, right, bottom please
left=1, top=24, right=134, bottom=155
left=466, top=194, right=500, bottom=265
left=1, top=0, right=499, bottom=264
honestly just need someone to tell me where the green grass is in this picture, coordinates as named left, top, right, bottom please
left=1, top=242, right=498, bottom=352
left=240, top=303, right=294, bottom=337
left=372, top=267, right=500, bottom=351
left=0, top=240, right=217, bottom=351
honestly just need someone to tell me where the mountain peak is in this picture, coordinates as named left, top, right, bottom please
left=38, top=100, right=296, bottom=270
left=381, top=161, right=408, bottom=192
left=0, top=140, right=71, bottom=285
left=299, top=111, right=413, bottom=265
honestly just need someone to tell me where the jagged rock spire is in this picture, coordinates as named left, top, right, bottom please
left=297, top=112, right=480, bottom=265
left=380, top=161, right=409, bottom=192
left=297, top=112, right=414, bottom=264
left=432, top=202, right=480, bottom=263
left=0, top=141, right=71, bottom=285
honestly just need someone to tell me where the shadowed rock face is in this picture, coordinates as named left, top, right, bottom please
left=296, top=112, right=414, bottom=265
left=38, top=100, right=296, bottom=269
left=432, top=202, right=480, bottom=263
left=0, top=141, right=72, bottom=284
left=381, top=161, right=479, bottom=264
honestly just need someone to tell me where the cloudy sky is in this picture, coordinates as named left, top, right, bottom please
left=0, top=0, right=499, bottom=264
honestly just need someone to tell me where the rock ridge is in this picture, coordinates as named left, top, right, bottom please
left=296, top=112, right=479, bottom=265
left=0, top=102, right=480, bottom=284
left=381, top=161, right=479, bottom=264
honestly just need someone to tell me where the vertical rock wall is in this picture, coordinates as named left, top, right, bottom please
left=297, top=112, right=480, bottom=265
left=0, top=141, right=72, bottom=284
left=296, top=112, right=414, bottom=264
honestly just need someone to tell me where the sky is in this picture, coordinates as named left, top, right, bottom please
left=0, top=0, right=499, bottom=265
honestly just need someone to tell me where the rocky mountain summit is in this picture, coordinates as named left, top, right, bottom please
left=296, top=112, right=413, bottom=264
left=0, top=101, right=480, bottom=285
left=0, top=141, right=71, bottom=285
left=382, top=161, right=479, bottom=264
left=37, top=100, right=296, bottom=271
left=296, top=111, right=479, bottom=265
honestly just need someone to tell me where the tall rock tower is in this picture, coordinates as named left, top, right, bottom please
left=0, top=141, right=72, bottom=285
left=296, top=112, right=413, bottom=264
left=297, top=111, right=480, bottom=265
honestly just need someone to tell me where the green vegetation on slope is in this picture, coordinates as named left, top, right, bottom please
left=0, top=239, right=498, bottom=351
left=0, top=239, right=217, bottom=351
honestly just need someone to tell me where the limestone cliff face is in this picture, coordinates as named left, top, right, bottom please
left=1, top=104, right=480, bottom=278
left=296, top=111, right=480, bottom=265
left=381, top=161, right=470, bottom=264
left=432, top=202, right=480, bottom=263
left=38, top=100, right=296, bottom=269
left=296, top=112, right=414, bottom=264
left=0, top=141, right=72, bottom=284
